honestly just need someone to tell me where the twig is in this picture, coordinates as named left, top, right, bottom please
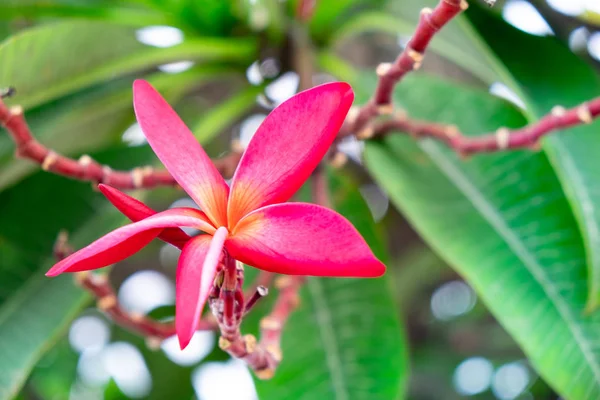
left=244, top=286, right=269, bottom=316
left=53, top=231, right=215, bottom=345
left=0, top=95, right=242, bottom=190
left=212, top=256, right=298, bottom=379
left=357, top=98, right=600, bottom=156
left=341, top=0, right=468, bottom=135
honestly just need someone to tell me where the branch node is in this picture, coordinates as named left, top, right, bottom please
left=218, top=336, right=232, bottom=350
left=254, top=368, right=275, bottom=380
left=266, top=345, right=283, bottom=362
left=551, top=105, right=566, bottom=117
left=356, top=125, right=375, bottom=140
left=41, top=151, right=58, bottom=171
left=274, top=276, right=293, bottom=290
left=129, top=311, right=145, bottom=323
left=97, top=295, right=117, bottom=311
left=407, top=49, right=424, bottom=63
left=260, top=316, right=282, bottom=331
left=101, top=166, right=112, bottom=183
left=577, top=104, right=593, bottom=124
left=74, top=271, right=91, bottom=286
left=329, top=152, right=348, bottom=169
left=376, top=63, right=392, bottom=77
left=445, top=125, right=460, bottom=138
left=9, top=105, right=23, bottom=117
left=495, top=127, right=510, bottom=150
left=420, top=7, right=433, bottom=16
left=131, top=167, right=144, bottom=188
left=244, top=334, right=257, bottom=353
left=377, top=104, right=394, bottom=115
left=145, top=336, right=163, bottom=351
left=78, top=154, right=93, bottom=167
left=346, top=106, right=359, bottom=125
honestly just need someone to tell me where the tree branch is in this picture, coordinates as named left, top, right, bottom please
left=0, top=95, right=242, bottom=190
left=341, top=0, right=468, bottom=135
left=54, top=231, right=216, bottom=344
left=358, top=97, right=600, bottom=156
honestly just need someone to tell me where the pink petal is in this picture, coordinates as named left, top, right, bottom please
left=227, top=82, right=354, bottom=227
left=176, top=227, right=228, bottom=349
left=46, top=208, right=215, bottom=277
left=227, top=203, right=385, bottom=277
left=98, top=184, right=197, bottom=249
left=133, top=80, right=229, bottom=227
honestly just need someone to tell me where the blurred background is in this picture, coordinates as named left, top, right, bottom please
left=0, top=0, right=599, bottom=399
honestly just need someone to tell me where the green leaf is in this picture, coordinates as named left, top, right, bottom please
left=0, top=66, right=235, bottom=190
left=254, top=170, right=409, bottom=400
left=465, top=5, right=600, bottom=312
left=0, top=20, right=256, bottom=109
left=0, top=3, right=174, bottom=27
left=363, top=73, right=600, bottom=399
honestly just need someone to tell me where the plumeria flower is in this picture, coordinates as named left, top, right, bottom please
left=46, top=80, right=385, bottom=348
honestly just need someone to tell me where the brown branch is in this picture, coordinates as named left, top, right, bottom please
left=54, top=231, right=216, bottom=344
left=0, top=95, right=242, bottom=190
left=358, top=97, right=600, bottom=155
left=341, top=0, right=468, bottom=136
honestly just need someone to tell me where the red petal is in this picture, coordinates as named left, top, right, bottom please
left=133, top=80, right=229, bottom=227
left=227, top=82, right=353, bottom=227
left=227, top=203, right=385, bottom=277
left=46, top=208, right=214, bottom=277
left=98, top=184, right=196, bottom=248
left=176, top=227, right=228, bottom=349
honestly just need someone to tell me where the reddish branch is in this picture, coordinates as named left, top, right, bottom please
left=0, top=95, right=241, bottom=189
left=210, top=253, right=302, bottom=379
left=54, top=232, right=215, bottom=343
left=341, top=0, right=468, bottom=136
left=355, top=98, right=600, bottom=155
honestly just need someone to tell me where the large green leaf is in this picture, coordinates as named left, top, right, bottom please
left=464, top=5, right=600, bottom=311
left=0, top=20, right=256, bottom=109
left=0, top=67, right=230, bottom=190
left=363, top=74, right=600, bottom=399
left=0, top=2, right=174, bottom=26
left=254, top=170, right=409, bottom=400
